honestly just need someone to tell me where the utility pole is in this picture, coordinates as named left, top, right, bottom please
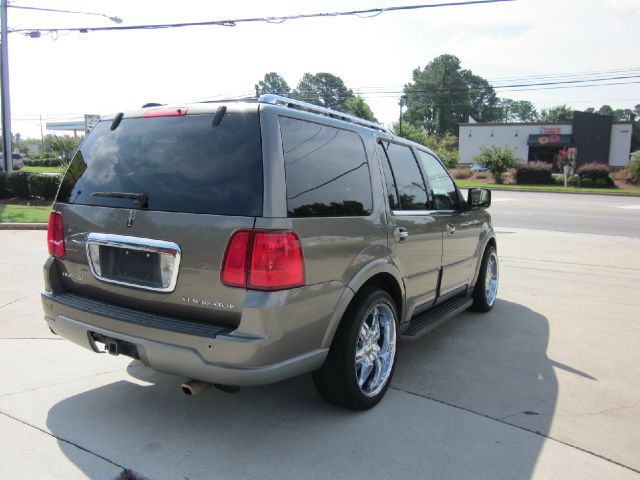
left=39, top=114, right=44, bottom=152
left=1, top=0, right=12, bottom=171
left=398, top=96, right=406, bottom=136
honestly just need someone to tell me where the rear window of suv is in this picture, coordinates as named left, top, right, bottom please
left=57, top=112, right=263, bottom=217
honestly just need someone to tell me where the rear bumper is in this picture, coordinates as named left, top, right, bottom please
left=44, top=311, right=327, bottom=386
left=42, top=257, right=346, bottom=386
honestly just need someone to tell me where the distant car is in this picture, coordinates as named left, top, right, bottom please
left=11, top=153, right=23, bottom=170
left=471, top=163, right=487, bottom=172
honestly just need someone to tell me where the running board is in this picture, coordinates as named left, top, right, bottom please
left=401, top=295, right=473, bottom=340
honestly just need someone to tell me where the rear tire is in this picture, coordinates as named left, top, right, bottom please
left=471, top=245, right=499, bottom=312
left=313, top=288, right=398, bottom=410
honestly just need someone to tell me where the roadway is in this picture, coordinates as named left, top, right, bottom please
left=486, top=190, right=640, bottom=238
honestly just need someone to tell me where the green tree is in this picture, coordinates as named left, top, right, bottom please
left=391, top=122, right=458, bottom=168
left=539, top=105, right=573, bottom=122
left=391, top=121, right=428, bottom=146
left=474, top=145, right=519, bottom=184
left=425, top=134, right=459, bottom=168
left=612, top=108, right=634, bottom=121
left=497, top=98, right=538, bottom=122
left=403, top=54, right=500, bottom=136
left=257, top=72, right=291, bottom=96
left=597, top=105, right=614, bottom=117
left=343, top=96, right=376, bottom=121
left=292, top=72, right=354, bottom=111
left=628, top=150, right=640, bottom=184
left=46, top=135, right=81, bottom=161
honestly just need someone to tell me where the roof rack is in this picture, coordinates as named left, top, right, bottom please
left=259, top=94, right=390, bottom=133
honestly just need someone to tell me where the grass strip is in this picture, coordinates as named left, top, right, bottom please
left=0, top=204, right=51, bottom=223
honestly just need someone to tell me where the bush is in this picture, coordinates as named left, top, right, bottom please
left=0, top=171, right=10, bottom=198
left=628, top=151, right=640, bottom=184
left=577, top=162, right=609, bottom=180
left=515, top=162, right=553, bottom=185
left=552, top=175, right=564, bottom=185
left=7, top=170, right=32, bottom=198
left=474, top=145, right=519, bottom=184
left=568, top=175, right=581, bottom=187
left=594, top=178, right=610, bottom=188
left=28, top=173, right=61, bottom=199
left=23, top=157, right=63, bottom=167
left=581, top=178, right=594, bottom=188
left=450, top=168, right=471, bottom=179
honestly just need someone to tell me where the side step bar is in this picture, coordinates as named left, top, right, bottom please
left=401, top=295, right=473, bottom=340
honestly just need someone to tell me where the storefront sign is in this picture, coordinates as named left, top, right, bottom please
left=540, top=127, right=561, bottom=134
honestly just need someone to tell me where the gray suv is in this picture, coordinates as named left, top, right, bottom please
left=42, top=95, right=497, bottom=410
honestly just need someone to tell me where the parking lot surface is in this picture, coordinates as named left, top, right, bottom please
left=1, top=227, right=639, bottom=479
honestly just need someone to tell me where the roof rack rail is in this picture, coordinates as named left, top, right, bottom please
left=258, top=94, right=390, bottom=133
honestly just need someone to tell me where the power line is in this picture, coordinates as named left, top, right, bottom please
left=8, top=0, right=516, bottom=35
left=8, top=4, right=123, bottom=23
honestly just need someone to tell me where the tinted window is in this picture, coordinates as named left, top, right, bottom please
left=376, top=144, right=399, bottom=210
left=280, top=117, right=372, bottom=217
left=57, top=113, right=262, bottom=216
left=415, top=150, right=459, bottom=210
left=381, top=142, right=428, bottom=210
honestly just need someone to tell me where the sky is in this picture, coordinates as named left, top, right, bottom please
left=3, top=0, right=639, bottom=139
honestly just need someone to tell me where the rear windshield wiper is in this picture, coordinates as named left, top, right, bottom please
left=91, top=191, right=148, bottom=208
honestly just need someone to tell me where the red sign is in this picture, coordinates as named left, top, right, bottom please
left=541, top=127, right=561, bottom=134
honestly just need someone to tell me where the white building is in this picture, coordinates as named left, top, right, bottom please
left=459, top=112, right=633, bottom=168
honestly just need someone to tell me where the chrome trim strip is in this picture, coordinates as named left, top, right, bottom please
left=86, top=233, right=181, bottom=293
left=404, top=267, right=439, bottom=280
left=391, top=209, right=437, bottom=216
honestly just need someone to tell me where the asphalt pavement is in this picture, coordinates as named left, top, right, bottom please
left=487, top=190, right=640, bottom=238
left=1, top=194, right=640, bottom=479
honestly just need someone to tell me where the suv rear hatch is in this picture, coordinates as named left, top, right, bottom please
left=51, top=104, right=263, bottom=328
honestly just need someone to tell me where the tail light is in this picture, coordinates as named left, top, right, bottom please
left=47, top=211, right=66, bottom=258
left=221, top=230, right=304, bottom=291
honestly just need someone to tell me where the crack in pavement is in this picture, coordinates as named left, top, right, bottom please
left=0, top=369, right=123, bottom=399
left=0, top=337, right=64, bottom=340
left=0, top=295, right=32, bottom=310
left=389, top=386, right=640, bottom=475
left=0, top=408, right=126, bottom=471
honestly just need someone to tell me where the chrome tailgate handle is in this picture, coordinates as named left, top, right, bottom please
left=393, top=227, right=409, bottom=242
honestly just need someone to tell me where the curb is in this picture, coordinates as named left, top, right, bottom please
left=458, top=186, right=640, bottom=197
left=0, top=223, right=47, bottom=230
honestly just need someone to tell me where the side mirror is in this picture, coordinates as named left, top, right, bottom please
left=467, top=188, right=491, bottom=209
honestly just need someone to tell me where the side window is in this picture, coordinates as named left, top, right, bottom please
left=280, top=117, right=373, bottom=217
left=415, top=150, right=459, bottom=211
left=381, top=141, right=429, bottom=211
left=376, top=143, right=399, bottom=210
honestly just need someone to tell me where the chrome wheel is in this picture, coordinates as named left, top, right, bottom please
left=485, top=252, right=499, bottom=307
left=355, top=303, right=396, bottom=398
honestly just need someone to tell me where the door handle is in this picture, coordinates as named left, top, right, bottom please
left=446, top=224, right=456, bottom=235
left=393, top=227, right=409, bottom=242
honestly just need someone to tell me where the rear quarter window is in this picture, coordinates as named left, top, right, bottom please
left=57, top=112, right=263, bottom=216
left=280, top=117, right=373, bottom=217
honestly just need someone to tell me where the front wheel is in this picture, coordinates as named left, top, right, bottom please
left=313, top=288, right=398, bottom=410
left=471, top=245, right=499, bottom=312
